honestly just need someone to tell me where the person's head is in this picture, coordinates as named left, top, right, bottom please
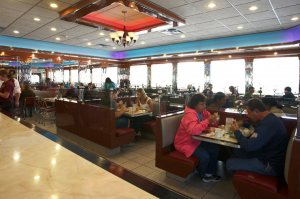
left=213, top=92, right=226, bottom=106
left=20, top=82, right=24, bottom=90
left=70, top=83, right=74, bottom=88
left=188, top=93, right=207, bottom=114
left=136, top=88, right=148, bottom=102
left=208, top=83, right=213, bottom=90
left=262, top=95, right=282, bottom=111
left=112, top=89, right=118, bottom=100
left=249, top=86, right=254, bottom=94
left=0, top=67, right=8, bottom=71
left=284, top=86, right=291, bottom=94
left=246, top=99, right=267, bottom=122
left=23, top=84, right=31, bottom=91
left=46, top=78, right=50, bottom=83
left=105, top=77, right=112, bottom=84
left=67, top=81, right=69, bottom=84
left=42, top=82, right=46, bottom=87
left=0, top=69, right=14, bottom=83
left=88, top=83, right=93, bottom=88
left=229, top=86, right=234, bottom=94
left=60, top=85, right=64, bottom=89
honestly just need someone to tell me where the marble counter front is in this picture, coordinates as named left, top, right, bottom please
left=0, top=112, right=157, bottom=199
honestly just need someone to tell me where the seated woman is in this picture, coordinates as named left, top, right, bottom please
left=20, top=84, right=36, bottom=116
left=207, top=92, right=226, bottom=110
left=262, top=95, right=286, bottom=117
left=103, top=77, right=117, bottom=90
left=132, top=88, right=154, bottom=140
left=0, top=70, right=15, bottom=112
left=174, top=93, right=221, bottom=182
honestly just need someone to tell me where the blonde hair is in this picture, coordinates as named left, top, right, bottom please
left=137, top=88, right=148, bottom=103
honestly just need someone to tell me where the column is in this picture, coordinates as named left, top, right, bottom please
left=204, top=60, right=211, bottom=91
left=147, top=64, right=151, bottom=88
left=117, top=67, right=121, bottom=86
left=298, top=55, right=300, bottom=94
left=172, top=62, right=178, bottom=92
left=245, top=58, right=254, bottom=94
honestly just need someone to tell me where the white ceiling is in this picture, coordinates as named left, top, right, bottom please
left=0, top=0, right=299, bottom=52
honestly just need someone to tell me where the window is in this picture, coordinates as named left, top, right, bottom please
left=130, top=65, right=147, bottom=87
left=106, top=67, right=118, bottom=84
left=92, top=68, right=102, bottom=87
left=54, top=70, right=63, bottom=83
left=79, top=69, right=91, bottom=84
left=177, top=62, right=204, bottom=90
left=211, top=59, right=245, bottom=94
left=71, top=69, right=78, bottom=83
left=64, top=70, right=69, bottom=82
left=253, top=57, right=299, bottom=95
left=151, top=64, right=173, bottom=87
left=31, top=74, right=40, bottom=84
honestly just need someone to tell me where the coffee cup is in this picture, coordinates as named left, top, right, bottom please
left=128, top=107, right=133, bottom=113
left=225, top=125, right=231, bottom=133
left=215, top=128, right=222, bottom=138
left=132, top=106, right=136, bottom=112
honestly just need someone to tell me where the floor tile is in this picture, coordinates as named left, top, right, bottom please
left=133, top=155, right=153, bottom=164
left=145, top=159, right=157, bottom=170
left=121, top=151, right=142, bottom=160
left=162, top=178, right=187, bottom=192
left=107, top=155, right=129, bottom=165
left=146, top=170, right=169, bottom=184
left=233, top=193, right=241, bottom=199
left=144, top=150, right=156, bottom=159
left=188, top=175, right=217, bottom=191
left=179, top=184, right=207, bottom=199
left=132, top=165, right=156, bottom=177
left=134, top=147, right=153, bottom=155
left=203, top=192, right=227, bottom=199
left=210, top=182, right=237, bottom=199
left=121, top=160, right=142, bottom=170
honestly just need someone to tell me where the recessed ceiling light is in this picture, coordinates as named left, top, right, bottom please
left=51, top=51, right=54, bottom=53
left=181, top=35, right=185, bottom=38
left=141, top=41, right=145, bottom=44
left=34, top=18, right=40, bottom=21
left=249, top=6, right=257, bottom=11
left=268, top=47, right=273, bottom=50
left=237, top=26, right=243, bottom=29
left=194, top=57, right=196, bottom=60
left=51, top=28, right=56, bottom=31
left=274, top=52, right=278, bottom=55
left=50, top=3, right=58, bottom=8
left=166, top=60, right=168, bottom=61
left=113, top=47, right=116, bottom=49
left=99, top=32, right=104, bottom=35
left=105, top=38, right=109, bottom=41
left=87, top=42, right=91, bottom=45
left=291, top=17, right=299, bottom=21
left=208, top=3, right=216, bottom=8
left=163, top=54, right=167, bottom=57
left=211, top=49, right=214, bottom=52
left=229, top=55, right=232, bottom=58
left=56, top=37, right=60, bottom=40
left=13, top=30, right=19, bottom=34
left=218, top=51, right=221, bottom=54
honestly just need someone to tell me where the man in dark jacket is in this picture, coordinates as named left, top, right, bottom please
left=281, top=86, right=295, bottom=99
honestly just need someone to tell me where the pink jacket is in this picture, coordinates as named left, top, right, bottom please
left=174, top=107, right=219, bottom=157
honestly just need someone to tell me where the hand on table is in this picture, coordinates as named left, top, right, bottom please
left=231, top=122, right=239, bottom=132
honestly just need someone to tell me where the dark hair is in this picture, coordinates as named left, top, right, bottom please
left=105, top=77, right=112, bottom=84
left=213, top=92, right=225, bottom=101
left=0, top=70, right=14, bottom=83
left=188, top=93, right=206, bottom=109
left=88, top=83, right=92, bottom=86
left=208, top=83, right=213, bottom=87
left=262, top=95, right=283, bottom=109
left=284, top=86, right=291, bottom=92
left=46, top=78, right=50, bottom=81
left=246, top=98, right=266, bottom=112
left=249, top=86, right=254, bottom=90
left=113, top=89, right=117, bottom=94
left=229, top=86, right=234, bottom=93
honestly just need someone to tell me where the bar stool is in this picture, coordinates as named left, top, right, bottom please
left=41, top=100, right=56, bottom=126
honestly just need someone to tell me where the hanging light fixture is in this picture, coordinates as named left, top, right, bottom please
left=109, top=11, right=139, bottom=48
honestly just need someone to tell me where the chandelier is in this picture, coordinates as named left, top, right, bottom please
left=109, top=11, right=139, bottom=48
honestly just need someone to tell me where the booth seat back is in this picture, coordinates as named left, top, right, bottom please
left=284, top=128, right=297, bottom=184
left=282, top=105, right=297, bottom=114
left=34, top=90, right=55, bottom=99
left=152, top=101, right=169, bottom=117
left=161, top=113, right=184, bottom=148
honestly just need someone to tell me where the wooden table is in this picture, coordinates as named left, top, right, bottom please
left=193, top=132, right=241, bottom=148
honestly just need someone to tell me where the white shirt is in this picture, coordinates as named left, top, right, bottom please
left=0, top=78, right=21, bottom=96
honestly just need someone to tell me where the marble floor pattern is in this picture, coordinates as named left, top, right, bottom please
left=22, top=115, right=241, bottom=199
left=0, top=113, right=158, bottom=199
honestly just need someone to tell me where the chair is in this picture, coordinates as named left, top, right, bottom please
left=41, top=100, right=56, bottom=126
left=35, top=99, right=41, bottom=122
left=22, top=97, right=35, bottom=120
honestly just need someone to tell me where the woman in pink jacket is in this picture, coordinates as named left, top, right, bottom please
left=174, top=93, right=221, bottom=182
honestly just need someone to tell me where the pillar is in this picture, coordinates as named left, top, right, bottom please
left=204, top=60, right=211, bottom=91
left=172, top=62, right=178, bottom=92
left=245, top=58, right=254, bottom=93
left=147, top=64, right=151, bottom=88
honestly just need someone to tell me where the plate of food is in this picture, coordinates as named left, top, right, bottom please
left=205, top=127, right=215, bottom=133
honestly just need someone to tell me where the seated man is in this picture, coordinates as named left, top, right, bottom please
left=226, top=99, right=288, bottom=177
left=244, top=86, right=254, bottom=98
left=281, top=86, right=295, bottom=99
left=39, top=82, right=49, bottom=91
left=87, top=83, right=93, bottom=90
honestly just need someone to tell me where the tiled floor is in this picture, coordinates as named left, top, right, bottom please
left=23, top=115, right=241, bottom=199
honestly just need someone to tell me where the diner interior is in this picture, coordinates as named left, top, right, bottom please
left=0, top=0, right=300, bottom=198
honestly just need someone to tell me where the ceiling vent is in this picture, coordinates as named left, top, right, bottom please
left=95, top=44, right=111, bottom=48
left=159, top=28, right=183, bottom=35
